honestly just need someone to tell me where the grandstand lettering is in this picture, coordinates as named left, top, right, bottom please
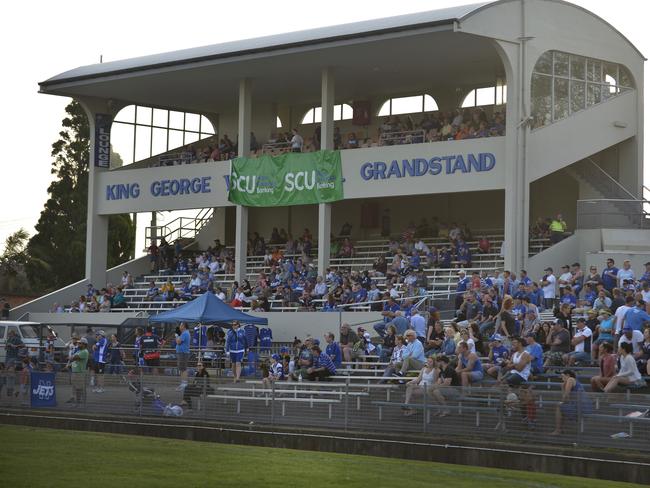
left=150, top=177, right=211, bottom=197
left=106, top=183, right=140, bottom=200
left=359, top=152, right=496, bottom=180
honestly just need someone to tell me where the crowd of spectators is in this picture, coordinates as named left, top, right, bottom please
left=153, top=106, right=507, bottom=166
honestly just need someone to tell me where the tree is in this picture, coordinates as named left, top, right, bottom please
left=26, top=101, right=135, bottom=292
left=0, top=229, right=42, bottom=294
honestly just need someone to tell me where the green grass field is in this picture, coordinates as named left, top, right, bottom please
left=0, top=424, right=643, bottom=487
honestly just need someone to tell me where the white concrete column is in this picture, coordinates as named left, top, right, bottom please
left=79, top=98, right=110, bottom=287
left=234, top=205, right=248, bottom=283
left=234, top=79, right=252, bottom=283
left=318, top=68, right=335, bottom=275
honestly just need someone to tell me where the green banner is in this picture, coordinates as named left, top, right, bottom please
left=228, top=150, right=344, bottom=207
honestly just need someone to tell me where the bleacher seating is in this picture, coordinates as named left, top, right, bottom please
left=110, top=231, right=553, bottom=313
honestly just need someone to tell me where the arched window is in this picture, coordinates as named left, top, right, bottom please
left=301, top=104, right=353, bottom=124
left=461, top=85, right=507, bottom=108
left=111, top=105, right=215, bottom=166
left=531, top=50, right=634, bottom=129
left=378, top=94, right=438, bottom=117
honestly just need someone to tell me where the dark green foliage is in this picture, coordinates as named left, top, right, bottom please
left=26, top=101, right=134, bottom=292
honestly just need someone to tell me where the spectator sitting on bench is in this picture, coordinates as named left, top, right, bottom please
left=544, top=319, right=571, bottom=367
left=550, top=370, right=592, bottom=435
left=590, top=342, right=617, bottom=392
left=484, top=334, right=510, bottom=379
left=603, top=342, right=646, bottom=393
left=429, top=355, right=461, bottom=417
left=144, top=281, right=160, bottom=302
left=500, top=337, right=532, bottom=387
left=456, top=341, right=484, bottom=387
left=403, top=356, right=436, bottom=416
left=380, top=335, right=406, bottom=383
left=636, top=327, right=650, bottom=375
left=262, top=354, right=285, bottom=389
left=306, top=345, right=337, bottom=381
left=392, top=330, right=425, bottom=380
left=563, top=318, right=593, bottom=366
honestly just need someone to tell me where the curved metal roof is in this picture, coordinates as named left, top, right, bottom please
left=40, top=2, right=489, bottom=88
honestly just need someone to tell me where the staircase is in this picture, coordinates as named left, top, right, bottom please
left=145, top=207, right=215, bottom=248
left=566, top=158, right=650, bottom=229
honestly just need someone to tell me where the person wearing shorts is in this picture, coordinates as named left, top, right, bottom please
left=456, top=341, right=484, bottom=386
left=175, top=323, right=191, bottom=390
left=226, top=321, right=248, bottom=383
left=430, top=356, right=461, bottom=417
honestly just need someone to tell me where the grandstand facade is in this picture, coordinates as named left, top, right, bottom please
left=17, top=0, right=647, bottom=334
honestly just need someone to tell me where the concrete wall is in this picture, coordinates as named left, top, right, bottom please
left=527, top=233, right=580, bottom=282
left=9, top=255, right=152, bottom=318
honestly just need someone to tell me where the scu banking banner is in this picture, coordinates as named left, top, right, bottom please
left=228, top=150, right=343, bottom=207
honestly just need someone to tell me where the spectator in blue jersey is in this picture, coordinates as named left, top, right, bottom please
left=263, top=354, right=285, bottom=388
left=559, top=286, right=577, bottom=308
left=580, top=284, right=597, bottom=308
left=374, top=296, right=401, bottom=338
left=175, top=323, right=191, bottom=389
left=525, top=332, right=544, bottom=375
left=530, top=282, right=544, bottom=309
left=91, top=330, right=108, bottom=393
left=454, top=271, right=469, bottom=310
left=640, top=262, right=650, bottom=285
left=439, top=246, right=452, bottom=268
left=144, top=280, right=160, bottom=302
left=192, top=325, right=209, bottom=352
left=484, top=334, right=510, bottom=379
left=456, top=241, right=472, bottom=267
left=307, top=345, right=337, bottom=381
left=623, top=300, right=650, bottom=332
left=226, top=321, right=248, bottom=383
left=410, top=309, right=427, bottom=343
left=601, top=258, right=619, bottom=293
left=324, top=332, right=342, bottom=368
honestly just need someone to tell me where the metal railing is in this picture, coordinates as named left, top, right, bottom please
left=577, top=199, right=650, bottom=229
left=2, top=369, right=648, bottom=453
left=144, top=208, right=214, bottom=248
left=380, top=129, right=426, bottom=146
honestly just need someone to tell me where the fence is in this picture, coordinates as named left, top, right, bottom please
left=1, top=365, right=648, bottom=454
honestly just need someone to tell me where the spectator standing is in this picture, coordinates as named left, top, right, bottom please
left=540, top=267, right=556, bottom=310
left=601, top=258, right=619, bottom=293
left=324, top=332, right=342, bottom=369
left=226, top=321, right=247, bottom=383
left=290, top=128, right=303, bottom=152
left=175, top=323, right=191, bottom=389
left=69, top=338, right=89, bottom=406
left=92, top=330, right=108, bottom=393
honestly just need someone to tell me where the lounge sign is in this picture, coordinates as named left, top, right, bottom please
left=94, top=113, right=112, bottom=168
left=228, top=150, right=344, bottom=207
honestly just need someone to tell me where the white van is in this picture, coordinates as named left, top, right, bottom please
left=0, top=321, right=63, bottom=363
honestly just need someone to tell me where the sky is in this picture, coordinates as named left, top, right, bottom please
left=0, top=0, right=648, bottom=254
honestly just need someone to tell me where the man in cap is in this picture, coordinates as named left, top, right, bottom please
left=92, top=330, right=108, bottom=393
left=563, top=318, right=592, bottom=366
left=622, top=300, right=650, bottom=333
left=525, top=332, right=544, bottom=375
left=484, top=334, right=510, bottom=379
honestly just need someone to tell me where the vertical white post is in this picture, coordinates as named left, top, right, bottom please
left=318, top=68, right=334, bottom=275
left=82, top=101, right=109, bottom=287
left=235, top=79, right=252, bottom=283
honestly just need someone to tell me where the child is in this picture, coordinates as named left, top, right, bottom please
left=263, top=354, right=285, bottom=389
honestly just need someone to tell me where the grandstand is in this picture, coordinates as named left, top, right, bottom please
left=4, top=2, right=650, bottom=482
